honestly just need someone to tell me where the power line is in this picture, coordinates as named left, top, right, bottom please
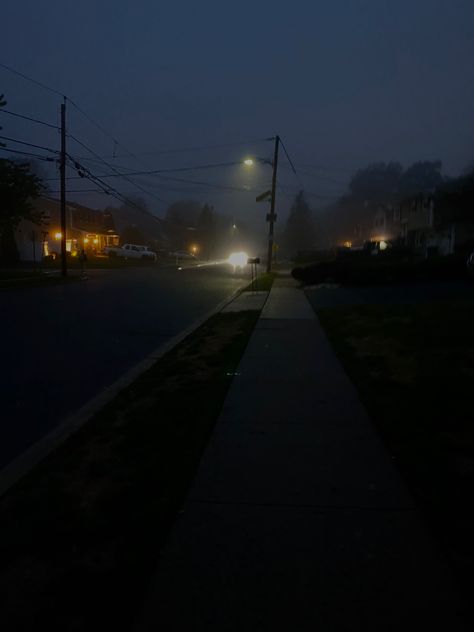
left=137, top=172, right=259, bottom=193
left=0, top=61, right=65, bottom=97
left=66, top=135, right=169, bottom=205
left=48, top=188, right=110, bottom=194
left=65, top=157, right=143, bottom=207
left=279, top=136, right=305, bottom=190
left=67, top=99, right=124, bottom=154
left=0, top=146, right=57, bottom=161
left=0, top=61, right=161, bottom=180
left=60, top=159, right=245, bottom=180
left=279, top=138, right=297, bottom=175
left=74, top=137, right=274, bottom=160
left=65, top=155, right=169, bottom=220
left=0, top=135, right=58, bottom=154
left=0, top=108, right=59, bottom=130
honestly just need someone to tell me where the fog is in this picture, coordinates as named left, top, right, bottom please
left=2, top=0, right=474, bottom=236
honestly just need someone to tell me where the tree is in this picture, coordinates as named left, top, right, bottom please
left=164, top=200, right=201, bottom=227
left=349, top=162, right=403, bottom=202
left=283, top=191, right=316, bottom=256
left=120, top=223, right=146, bottom=245
left=163, top=200, right=201, bottom=251
left=197, top=203, right=216, bottom=260
left=105, top=196, right=167, bottom=247
left=0, top=159, right=45, bottom=261
left=435, top=169, right=474, bottom=226
left=0, top=95, right=45, bottom=261
left=399, top=160, right=444, bottom=196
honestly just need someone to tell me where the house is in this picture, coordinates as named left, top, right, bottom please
left=370, top=204, right=400, bottom=243
left=398, top=193, right=474, bottom=257
left=398, top=195, right=435, bottom=254
left=15, top=197, right=119, bottom=261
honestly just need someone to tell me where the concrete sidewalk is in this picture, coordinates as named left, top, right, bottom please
left=134, top=277, right=467, bottom=631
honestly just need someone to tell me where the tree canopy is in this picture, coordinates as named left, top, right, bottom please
left=349, top=162, right=403, bottom=202
left=349, top=160, right=444, bottom=203
left=0, top=159, right=45, bottom=261
left=196, top=203, right=216, bottom=259
left=283, top=191, right=316, bottom=255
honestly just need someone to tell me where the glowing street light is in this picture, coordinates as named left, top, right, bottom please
left=243, top=158, right=254, bottom=166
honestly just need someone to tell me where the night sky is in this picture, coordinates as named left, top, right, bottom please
left=2, top=0, right=474, bottom=234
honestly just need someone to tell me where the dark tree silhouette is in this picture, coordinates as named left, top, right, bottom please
left=283, top=191, right=316, bottom=255
left=399, top=161, right=444, bottom=196
left=349, top=162, right=403, bottom=202
left=197, top=203, right=216, bottom=260
left=0, top=160, right=45, bottom=261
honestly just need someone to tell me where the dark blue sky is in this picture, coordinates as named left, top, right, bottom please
left=2, top=0, right=474, bottom=232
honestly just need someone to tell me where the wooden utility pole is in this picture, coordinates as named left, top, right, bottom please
left=60, top=99, right=67, bottom=277
left=266, top=135, right=279, bottom=273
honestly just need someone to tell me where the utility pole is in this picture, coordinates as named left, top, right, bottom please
left=266, top=135, right=279, bottom=273
left=60, top=98, right=67, bottom=277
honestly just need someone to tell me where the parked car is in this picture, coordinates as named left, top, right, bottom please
left=104, top=243, right=157, bottom=261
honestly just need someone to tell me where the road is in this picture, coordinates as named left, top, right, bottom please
left=0, top=263, right=246, bottom=469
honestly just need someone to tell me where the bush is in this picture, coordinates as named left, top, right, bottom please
left=292, top=255, right=469, bottom=286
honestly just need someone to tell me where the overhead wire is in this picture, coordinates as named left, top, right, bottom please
left=72, top=137, right=273, bottom=160
left=64, top=156, right=143, bottom=208
left=1, top=61, right=275, bottom=207
left=135, top=172, right=260, bottom=194
left=0, top=135, right=58, bottom=154
left=58, top=159, right=245, bottom=181
left=66, top=134, right=169, bottom=205
left=279, top=136, right=305, bottom=190
left=0, top=108, right=59, bottom=130
left=0, top=146, right=57, bottom=161
left=0, top=61, right=65, bottom=98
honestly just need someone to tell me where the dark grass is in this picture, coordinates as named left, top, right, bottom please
left=242, top=272, right=275, bottom=292
left=0, top=310, right=260, bottom=632
left=317, top=299, right=474, bottom=617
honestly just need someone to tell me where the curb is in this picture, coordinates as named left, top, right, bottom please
left=0, top=284, right=246, bottom=498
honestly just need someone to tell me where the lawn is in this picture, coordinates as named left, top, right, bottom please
left=317, top=298, right=474, bottom=613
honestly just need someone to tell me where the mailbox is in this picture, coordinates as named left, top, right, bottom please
left=247, top=257, right=260, bottom=264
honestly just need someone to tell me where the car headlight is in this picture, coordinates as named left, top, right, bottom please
left=228, top=252, right=248, bottom=267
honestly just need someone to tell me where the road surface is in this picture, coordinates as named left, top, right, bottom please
left=0, top=264, right=246, bottom=468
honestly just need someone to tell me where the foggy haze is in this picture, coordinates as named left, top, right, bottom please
left=2, top=0, right=474, bottom=235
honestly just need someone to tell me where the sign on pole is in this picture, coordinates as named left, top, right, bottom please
left=256, top=190, right=271, bottom=202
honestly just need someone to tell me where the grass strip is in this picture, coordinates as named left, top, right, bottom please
left=243, top=271, right=275, bottom=292
left=0, top=309, right=260, bottom=632
left=317, top=299, right=474, bottom=619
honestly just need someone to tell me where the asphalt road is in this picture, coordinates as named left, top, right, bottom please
left=0, top=263, right=247, bottom=469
